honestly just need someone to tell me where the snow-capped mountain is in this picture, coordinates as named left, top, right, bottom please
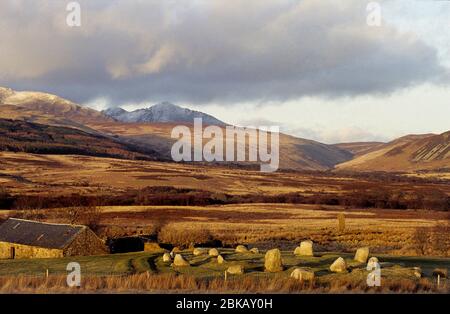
left=102, top=102, right=226, bottom=125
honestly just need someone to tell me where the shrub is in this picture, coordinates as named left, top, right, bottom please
left=158, top=225, right=213, bottom=248
left=59, top=205, right=102, bottom=233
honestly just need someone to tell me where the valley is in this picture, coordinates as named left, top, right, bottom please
left=0, top=86, right=448, bottom=293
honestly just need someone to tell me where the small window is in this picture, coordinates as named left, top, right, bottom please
left=10, top=247, right=15, bottom=259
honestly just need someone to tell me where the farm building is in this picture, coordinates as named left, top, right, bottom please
left=0, top=218, right=108, bottom=259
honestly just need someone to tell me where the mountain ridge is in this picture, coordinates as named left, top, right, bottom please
left=1, top=86, right=448, bottom=172
left=102, top=102, right=226, bottom=126
left=0, top=87, right=354, bottom=170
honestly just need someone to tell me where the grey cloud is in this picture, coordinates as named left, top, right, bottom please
left=0, top=0, right=447, bottom=106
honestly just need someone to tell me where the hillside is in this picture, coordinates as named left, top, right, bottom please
left=0, top=87, right=113, bottom=132
left=336, top=132, right=450, bottom=172
left=333, top=142, right=385, bottom=157
left=89, top=121, right=353, bottom=170
left=0, top=87, right=353, bottom=171
left=0, top=118, right=160, bottom=160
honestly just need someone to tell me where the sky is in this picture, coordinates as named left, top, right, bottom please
left=0, top=0, right=449, bottom=143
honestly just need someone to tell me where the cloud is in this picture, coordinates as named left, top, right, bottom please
left=0, top=0, right=447, bottom=106
left=237, top=118, right=387, bottom=144
left=237, top=118, right=283, bottom=128
left=287, top=126, right=388, bottom=144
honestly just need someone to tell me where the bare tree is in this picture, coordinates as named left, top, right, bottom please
left=412, top=226, right=431, bottom=255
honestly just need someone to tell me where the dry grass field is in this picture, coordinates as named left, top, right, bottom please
left=1, top=151, right=449, bottom=257
left=1, top=151, right=449, bottom=197
left=4, top=204, right=446, bottom=256
left=0, top=249, right=448, bottom=293
left=0, top=151, right=352, bottom=195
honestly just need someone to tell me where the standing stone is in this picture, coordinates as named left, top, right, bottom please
left=264, top=248, right=283, bottom=272
left=337, top=213, right=345, bottom=233
left=226, top=265, right=244, bottom=275
left=144, top=242, right=162, bottom=252
left=209, top=248, right=219, bottom=257
left=193, top=248, right=206, bottom=256
left=250, top=248, right=259, bottom=254
left=413, top=267, right=422, bottom=278
left=433, top=268, right=448, bottom=278
left=294, top=240, right=314, bottom=256
left=217, top=255, right=225, bottom=264
left=235, top=245, right=248, bottom=253
left=354, top=247, right=370, bottom=263
left=367, top=257, right=379, bottom=269
left=290, top=268, right=315, bottom=282
left=173, top=254, right=190, bottom=267
left=162, top=253, right=172, bottom=262
left=330, top=257, right=347, bottom=273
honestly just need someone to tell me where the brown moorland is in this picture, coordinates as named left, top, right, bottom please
left=0, top=152, right=448, bottom=256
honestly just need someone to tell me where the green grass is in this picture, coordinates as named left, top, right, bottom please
left=0, top=249, right=448, bottom=284
left=0, top=252, right=155, bottom=276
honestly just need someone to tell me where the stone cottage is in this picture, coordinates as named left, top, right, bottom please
left=0, top=218, right=107, bottom=259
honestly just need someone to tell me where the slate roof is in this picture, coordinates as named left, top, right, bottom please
left=0, top=218, right=86, bottom=249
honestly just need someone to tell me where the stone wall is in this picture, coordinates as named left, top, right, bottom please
left=63, top=229, right=108, bottom=256
left=0, top=241, right=63, bottom=259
